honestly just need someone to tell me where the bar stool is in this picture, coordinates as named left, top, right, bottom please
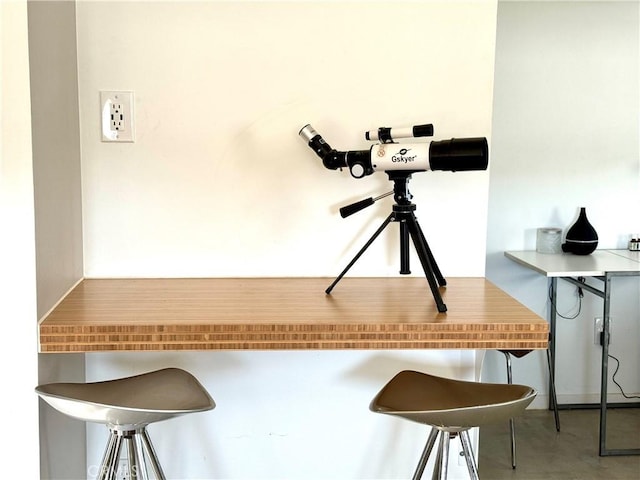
left=370, top=370, right=536, bottom=480
left=36, top=368, right=215, bottom=480
left=499, top=348, right=560, bottom=468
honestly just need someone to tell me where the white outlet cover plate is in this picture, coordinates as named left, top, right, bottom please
left=100, top=91, right=134, bottom=142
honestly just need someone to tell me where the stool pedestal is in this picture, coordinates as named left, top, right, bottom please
left=98, top=427, right=166, bottom=480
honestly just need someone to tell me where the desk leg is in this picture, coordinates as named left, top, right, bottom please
left=599, top=274, right=611, bottom=456
left=548, top=277, right=557, bottom=412
left=550, top=272, right=638, bottom=456
left=599, top=272, right=640, bottom=456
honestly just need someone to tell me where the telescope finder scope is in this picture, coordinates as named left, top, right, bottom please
left=365, top=124, right=434, bottom=143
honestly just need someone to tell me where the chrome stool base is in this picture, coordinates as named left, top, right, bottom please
left=412, top=428, right=479, bottom=480
left=97, top=427, right=166, bottom=480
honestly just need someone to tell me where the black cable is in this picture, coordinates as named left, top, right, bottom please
left=549, top=283, right=583, bottom=319
left=548, top=280, right=638, bottom=400
left=608, top=353, right=640, bottom=400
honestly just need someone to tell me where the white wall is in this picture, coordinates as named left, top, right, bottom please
left=77, top=1, right=495, bottom=279
left=73, top=2, right=498, bottom=479
left=0, top=1, right=40, bottom=477
left=86, top=350, right=478, bottom=480
left=28, top=1, right=87, bottom=478
left=484, top=1, right=640, bottom=408
left=29, top=0, right=84, bottom=316
left=30, top=1, right=640, bottom=478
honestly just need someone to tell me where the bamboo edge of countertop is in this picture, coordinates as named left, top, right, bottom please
left=38, top=277, right=548, bottom=353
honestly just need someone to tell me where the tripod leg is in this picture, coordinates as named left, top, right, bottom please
left=326, top=213, right=395, bottom=294
left=405, top=214, right=447, bottom=312
left=400, top=220, right=411, bottom=274
left=412, top=217, right=446, bottom=286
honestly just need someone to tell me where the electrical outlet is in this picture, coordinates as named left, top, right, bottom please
left=594, top=317, right=603, bottom=345
left=594, top=317, right=612, bottom=346
left=100, top=91, right=134, bottom=142
left=111, top=102, right=125, bottom=131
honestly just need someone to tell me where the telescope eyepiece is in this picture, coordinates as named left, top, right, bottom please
left=299, top=124, right=318, bottom=144
left=299, top=124, right=348, bottom=171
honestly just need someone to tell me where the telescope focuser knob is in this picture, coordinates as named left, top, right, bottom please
left=349, top=163, right=366, bottom=178
left=345, top=150, right=374, bottom=178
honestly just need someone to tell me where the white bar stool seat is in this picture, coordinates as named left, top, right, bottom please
left=370, top=370, right=536, bottom=480
left=36, top=368, right=215, bottom=480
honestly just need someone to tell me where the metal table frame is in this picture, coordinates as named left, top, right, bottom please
left=506, top=250, right=640, bottom=457
left=549, top=272, right=640, bottom=456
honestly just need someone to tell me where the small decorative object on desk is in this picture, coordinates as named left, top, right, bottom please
left=561, top=207, right=598, bottom=255
left=536, top=227, right=562, bottom=254
left=629, top=234, right=640, bottom=251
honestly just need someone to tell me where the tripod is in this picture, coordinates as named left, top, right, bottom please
left=326, top=171, right=448, bottom=312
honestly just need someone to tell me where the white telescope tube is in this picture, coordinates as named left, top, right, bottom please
left=369, top=143, right=432, bottom=172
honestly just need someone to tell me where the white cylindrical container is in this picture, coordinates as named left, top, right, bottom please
left=536, top=227, right=562, bottom=254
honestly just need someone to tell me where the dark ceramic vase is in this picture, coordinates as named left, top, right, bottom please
left=562, top=207, right=598, bottom=255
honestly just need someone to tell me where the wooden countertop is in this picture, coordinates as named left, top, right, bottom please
left=38, top=277, right=548, bottom=352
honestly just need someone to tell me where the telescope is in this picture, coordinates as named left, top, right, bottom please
left=299, top=123, right=488, bottom=179
left=298, top=122, right=489, bottom=313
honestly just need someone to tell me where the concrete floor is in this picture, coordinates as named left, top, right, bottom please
left=478, top=408, right=640, bottom=479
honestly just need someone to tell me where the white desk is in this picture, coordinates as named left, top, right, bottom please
left=505, top=249, right=640, bottom=277
left=505, top=250, right=640, bottom=456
